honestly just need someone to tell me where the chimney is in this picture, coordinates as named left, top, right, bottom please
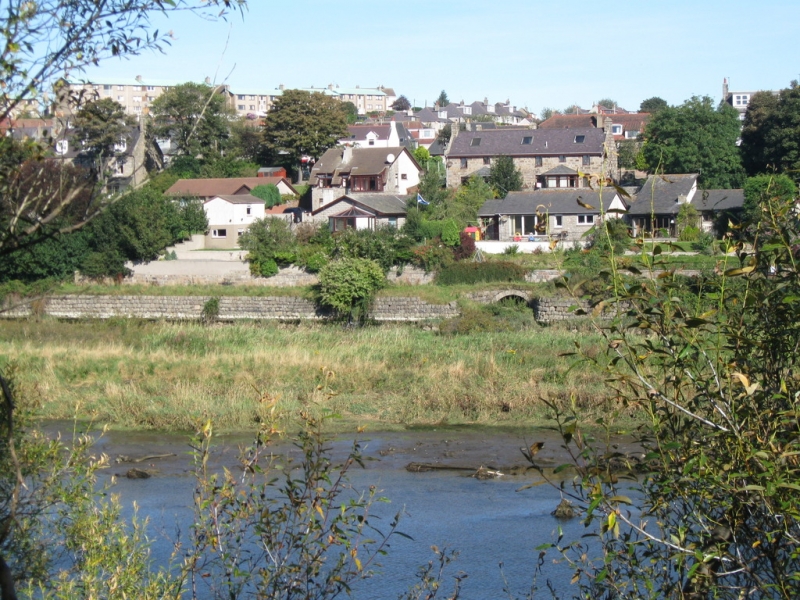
left=722, top=77, right=729, bottom=100
left=279, top=84, right=284, bottom=91
left=135, top=75, right=143, bottom=83
left=328, top=83, right=334, bottom=90
left=204, top=76, right=211, bottom=85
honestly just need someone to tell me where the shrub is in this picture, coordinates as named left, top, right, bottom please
left=239, top=217, right=296, bottom=273
left=252, top=257, right=278, bottom=277
left=439, top=306, right=510, bottom=335
left=692, top=230, right=715, bottom=254
left=250, top=184, right=282, bottom=208
left=453, top=231, right=476, bottom=261
left=440, top=219, right=460, bottom=247
left=591, top=218, right=631, bottom=254
left=317, top=257, right=386, bottom=319
left=502, top=244, right=520, bottom=255
left=411, top=240, right=455, bottom=272
left=436, top=261, right=527, bottom=285
left=678, top=225, right=701, bottom=242
left=201, top=296, right=220, bottom=324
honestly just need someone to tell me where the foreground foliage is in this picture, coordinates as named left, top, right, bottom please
left=532, top=190, right=800, bottom=598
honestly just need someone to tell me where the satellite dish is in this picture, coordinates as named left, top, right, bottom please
left=386, top=153, right=395, bottom=163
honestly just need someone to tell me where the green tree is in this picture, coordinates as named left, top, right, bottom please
left=488, top=155, right=523, bottom=196
left=742, top=173, right=797, bottom=225
left=228, top=118, right=263, bottom=162
left=617, top=139, right=643, bottom=170
left=641, top=96, right=744, bottom=188
left=72, top=97, right=135, bottom=179
left=436, top=124, right=451, bottom=147
left=596, top=97, right=617, bottom=109
left=317, top=257, right=386, bottom=320
left=428, top=176, right=494, bottom=228
left=435, top=90, right=449, bottom=107
left=392, top=95, right=411, bottom=111
left=250, top=183, right=282, bottom=208
left=539, top=107, right=559, bottom=121
left=261, top=90, right=349, bottom=173
left=150, top=82, right=235, bottom=158
left=413, top=146, right=431, bottom=165
left=740, top=82, right=800, bottom=182
left=238, top=216, right=296, bottom=276
left=639, top=96, right=668, bottom=113
left=341, top=101, right=358, bottom=125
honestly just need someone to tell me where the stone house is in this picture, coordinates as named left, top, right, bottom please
left=309, top=146, right=421, bottom=211
left=477, top=188, right=628, bottom=242
left=164, top=177, right=297, bottom=200
left=203, top=194, right=266, bottom=249
left=310, top=193, right=407, bottom=231
left=445, top=122, right=619, bottom=189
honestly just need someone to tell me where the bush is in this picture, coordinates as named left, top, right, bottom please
left=502, top=244, right=520, bottom=255
left=436, top=261, right=527, bottom=286
left=239, top=217, right=296, bottom=273
left=678, top=225, right=701, bottom=242
left=691, top=230, right=715, bottom=254
left=453, top=231, right=476, bottom=261
left=591, top=218, right=631, bottom=254
left=250, top=184, right=283, bottom=208
left=439, top=306, right=511, bottom=335
left=252, top=257, right=278, bottom=277
left=411, top=240, right=455, bottom=272
left=317, top=257, right=386, bottom=319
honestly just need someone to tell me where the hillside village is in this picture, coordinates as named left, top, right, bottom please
left=0, top=75, right=792, bottom=283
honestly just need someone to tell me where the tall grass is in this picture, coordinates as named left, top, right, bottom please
left=0, top=319, right=621, bottom=431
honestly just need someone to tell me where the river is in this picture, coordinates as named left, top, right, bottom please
left=60, top=424, right=621, bottom=599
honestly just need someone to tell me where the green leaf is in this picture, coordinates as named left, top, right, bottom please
left=608, top=495, right=633, bottom=505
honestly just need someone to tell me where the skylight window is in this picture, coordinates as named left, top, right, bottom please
left=521, top=136, right=532, bottom=145
left=574, top=135, right=585, bottom=143
left=471, top=138, right=481, bottom=147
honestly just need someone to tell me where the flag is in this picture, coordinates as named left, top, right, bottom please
left=417, top=193, right=429, bottom=206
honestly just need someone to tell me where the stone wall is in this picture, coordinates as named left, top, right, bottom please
left=533, top=297, right=591, bottom=322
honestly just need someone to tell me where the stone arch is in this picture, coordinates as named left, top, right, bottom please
left=491, top=290, right=534, bottom=307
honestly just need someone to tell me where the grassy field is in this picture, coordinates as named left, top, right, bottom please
left=0, top=317, right=622, bottom=432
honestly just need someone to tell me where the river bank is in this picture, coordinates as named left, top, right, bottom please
left=2, top=318, right=631, bottom=432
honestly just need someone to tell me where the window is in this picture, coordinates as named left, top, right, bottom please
left=133, top=96, right=141, bottom=102
left=460, top=158, right=468, bottom=168
left=388, top=217, right=398, bottom=228
left=133, top=106, right=141, bottom=113
left=249, top=105, right=255, bottom=110
left=611, top=125, right=622, bottom=135
left=574, top=135, right=585, bottom=143
left=238, top=229, right=244, bottom=237
left=117, top=85, right=124, bottom=90
left=554, top=215, right=563, bottom=227
left=249, top=95, right=255, bottom=100
left=522, top=136, right=532, bottom=145
left=238, top=95, right=245, bottom=100
left=401, top=173, right=408, bottom=180
left=147, top=86, right=155, bottom=91
left=558, top=155, right=566, bottom=163
left=147, top=96, right=156, bottom=102
left=462, top=107, right=472, bottom=115
left=470, top=138, right=481, bottom=147
left=104, top=84, right=112, bottom=90
left=577, top=214, right=594, bottom=225
left=368, top=140, right=375, bottom=146
left=117, top=95, right=124, bottom=102
left=483, top=157, right=491, bottom=165
left=246, top=206, right=252, bottom=215
left=735, top=95, right=749, bottom=106
left=212, top=229, right=227, bottom=238
left=535, top=156, right=543, bottom=167
left=238, top=104, right=245, bottom=110
left=625, top=130, right=639, bottom=139
left=582, top=155, right=590, bottom=166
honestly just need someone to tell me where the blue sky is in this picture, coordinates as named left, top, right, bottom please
left=81, top=0, right=799, bottom=116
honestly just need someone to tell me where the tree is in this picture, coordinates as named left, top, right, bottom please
left=150, top=82, right=235, bottom=158
left=238, top=216, right=296, bottom=276
left=413, top=146, right=431, bottom=165
left=228, top=118, right=263, bottom=162
left=488, top=155, right=523, bottom=196
left=742, top=173, right=797, bottom=224
left=641, top=96, right=744, bottom=188
left=539, top=107, right=559, bottom=121
left=341, top=101, right=358, bottom=125
left=596, top=97, right=617, bottom=109
left=250, top=183, right=282, bottom=208
left=740, top=81, right=800, bottom=182
left=436, top=124, right=452, bottom=147
left=391, top=95, right=411, bottom=111
left=639, top=96, right=668, bottom=113
left=317, top=257, right=386, bottom=320
left=536, top=189, right=800, bottom=598
left=72, top=97, right=135, bottom=179
left=435, top=90, right=449, bottom=107
left=261, top=90, right=348, bottom=173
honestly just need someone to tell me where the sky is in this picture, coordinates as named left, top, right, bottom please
left=80, top=0, right=800, bottom=116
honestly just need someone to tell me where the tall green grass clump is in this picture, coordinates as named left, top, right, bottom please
left=436, top=261, right=527, bottom=286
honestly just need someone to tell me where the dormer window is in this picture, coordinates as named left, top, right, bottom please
left=574, top=135, right=585, bottom=143
left=611, top=125, right=622, bottom=135
left=462, top=107, right=472, bottom=115
left=521, top=136, right=532, bottom=145
left=55, top=140, right=68, bottom=155
left=114, top=140, right=127, bottom=153
left=470, top=138, right=481, bottom=147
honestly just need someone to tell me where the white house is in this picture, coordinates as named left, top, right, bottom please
left=203, top=194, right=265, bottom=249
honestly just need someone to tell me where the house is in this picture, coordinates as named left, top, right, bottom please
left=477, top=188, right=628, bottom=242
left=538, top=112, right=650, bottom=141
left=203, top=194, right=265, bottom=249
left=339, top=122, right=414, bottom=149
left=310, top=193, right=407, bottom=231
left=626, top=173, right=699, bottom=237
left=689, top=188, right=745, bottom=233
left=309, top=146, right=421, bottom=210
left=164, top=177, right=298, bottom=200
left=51, top=123, right=155, bottom=193
left=445, top=122, right=618, bottom=188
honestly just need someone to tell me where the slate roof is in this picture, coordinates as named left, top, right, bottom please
left=476, top=199, right=505, bottom=217
left=627, top=174, right=699, bottom=216
left=311, top=147, right=410, bottom=182
left=693, top=189, right=745, bottom=211
left=311, top=193, right=408, bottom=216
left=447, top=128, right=605, bottom=158
left=165, top=177, right=294, bottom=197
left=414, top=107, right=448, bottom=123
left=485, top=189, right=626, bottom=216
left=346, top=125, right=391, bottom=141
left=541, top=165, right=579, bottom=176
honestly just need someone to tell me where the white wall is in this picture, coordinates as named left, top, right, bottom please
left=204, top=197, right=265, bottom=227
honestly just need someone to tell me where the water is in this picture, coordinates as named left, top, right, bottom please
left=81, top=426, right=595, bottom=599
